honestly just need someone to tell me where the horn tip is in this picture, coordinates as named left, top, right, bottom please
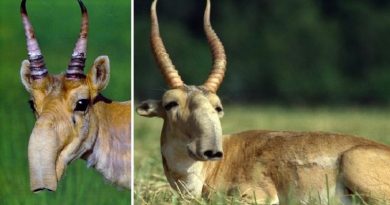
left=20, top=0, right=27, bottom=14
left=151, top=0, right=158, bottom=10
left=77, top=0, right=87, bottom=13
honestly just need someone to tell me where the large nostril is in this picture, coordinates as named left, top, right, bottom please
left=214, top=151, right=223, bottom=158
left=33, top=188, right=54, bottom=193
left=203, top=150, right=223, bottom=159
left=204, top=150, right=214, bottom=158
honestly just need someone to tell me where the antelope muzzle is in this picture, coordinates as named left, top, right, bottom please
left=28, top=120, right=59, bottom=192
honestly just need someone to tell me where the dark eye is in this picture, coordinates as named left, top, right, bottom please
left=28, top=100, right=36, bottom=112
left=74, top=99, right=90, bottom=112
left=215, top=106, right=223, bottom=112
left=164, top=101, right=178, bottom=111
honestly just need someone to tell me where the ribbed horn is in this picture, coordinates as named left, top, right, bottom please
left=21, top=0, right=48, bottom=79
left=67, top=0, right=88, bottom=79
left=203, top=0, right=227, bottom=93
left=150, top=0, right=184, bottom=88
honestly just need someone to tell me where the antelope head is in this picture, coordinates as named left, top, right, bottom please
left=137, top=0, right=227, bottom=162
left=20, top=0, right=111, bottom=192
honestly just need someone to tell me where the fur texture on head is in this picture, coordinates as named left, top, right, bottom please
left=21, top=56, right=131, bottom=192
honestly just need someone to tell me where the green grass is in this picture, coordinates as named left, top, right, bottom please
left=134, top=105, right=390, bottom=204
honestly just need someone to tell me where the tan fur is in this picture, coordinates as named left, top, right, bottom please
left=199, top=131, right=390, bottom=203
left=21, top=56, right=131, bottom=192
left=138, top=87, right=390, bottom=204
left=86, top=101, right=131, bottom=188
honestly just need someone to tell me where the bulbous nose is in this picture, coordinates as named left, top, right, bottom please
left=203, top=150, right=223, bottom=160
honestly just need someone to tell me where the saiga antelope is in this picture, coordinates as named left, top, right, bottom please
left=137, top=0, right=390, bottom=204
left=20, top=0, right=131, bottom=192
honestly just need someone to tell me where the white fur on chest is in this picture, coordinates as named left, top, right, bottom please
left=162, top=140, right=205, bottom=197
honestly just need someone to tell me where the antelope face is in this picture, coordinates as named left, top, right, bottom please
left=138, top=86, right=224, bottom=161
left=19, top=0, right=109, bottom=192
left=21, top=57, right=110, bottom=192
left=137, top=0, right=227, bottom=161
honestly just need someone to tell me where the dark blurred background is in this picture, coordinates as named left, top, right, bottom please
left=0, top=0, right=130, bottom=203
left=135, top=0, right=390, bottom=106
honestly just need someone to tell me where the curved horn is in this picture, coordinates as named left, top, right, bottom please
left=21, top=0, right=48, bottom=79
left=67, top=0, right=88, bottom=79
left=203, top=0, right=227, bottom=93
left=150, top=0, right=184, bottom=88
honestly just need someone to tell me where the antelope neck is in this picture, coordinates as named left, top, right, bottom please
left=83, top=98, right=131, bottom=188
left=160, top=121, right=206, bottom=196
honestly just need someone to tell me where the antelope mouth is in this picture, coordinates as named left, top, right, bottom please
left=186, top=136, right=223, bottom=161
left=187, top=147, right=207, bottom=161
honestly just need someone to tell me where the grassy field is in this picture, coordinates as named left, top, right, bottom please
left=134, top=105, right=390, bottom=204
left=0, top=0, right=131, bottom=204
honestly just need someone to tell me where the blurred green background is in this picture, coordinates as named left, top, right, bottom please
left=0, top=0, right=130, bottom=204
left=135, top=0, right=390, bottom=106
left=134, top=0, right=390, bottom=203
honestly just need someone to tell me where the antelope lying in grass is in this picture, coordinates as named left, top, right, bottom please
left=20, top=0, right=130, bottom=192
left=137, top=0, right=390, bottom=204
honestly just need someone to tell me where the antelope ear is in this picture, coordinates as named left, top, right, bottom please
left=137, top=100, right=165, bottom=118
left=88, top=56, right=110, bottom=92
left=20, top=60, right=32, bottom=92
